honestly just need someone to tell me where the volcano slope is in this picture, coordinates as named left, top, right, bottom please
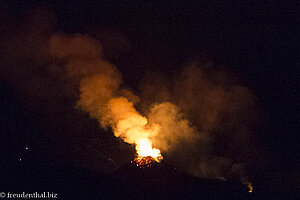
left=111, top=158, right=294, bottom=200
left=1, top=159, right=298, bottom=200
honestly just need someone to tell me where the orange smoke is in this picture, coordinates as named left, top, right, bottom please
left=49, top=33, right=257, bottom=183
left=103, top=97, right=162, bottom=161
left=50, top=34, right=164, bottom=161
left=78, top=81, right=164, bottom=161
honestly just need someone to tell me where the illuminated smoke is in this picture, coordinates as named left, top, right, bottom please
left=49, top=33, right=259, bottom=182
left=50, top=34, right=163, bottom=161
left=0, top=7, right=260, bottom=183
left=138, top=62, right=260, bottom=182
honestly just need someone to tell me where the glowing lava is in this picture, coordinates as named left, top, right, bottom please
left=248, top=182, right=253, bottom=193
left=99, top=97, right=163, bottom=167
left=135, top=138, right=163, bottom=163
left=132, top=133, right=163, bottom=167
left=133, top=138, right=163, bottom=168
left=132, top=138, right=162, bottom=168
left=134, top=138, right=163, bottom=168
left=136, top=138, right=162, bottom=162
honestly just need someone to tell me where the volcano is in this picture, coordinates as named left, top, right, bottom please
left=113, top=156, right=176, bottom=177
left=111, top=158, right=299, bottom=200
left=2, top=160, right=298, bottom=200
left=112, top=158, right=252, bottom=200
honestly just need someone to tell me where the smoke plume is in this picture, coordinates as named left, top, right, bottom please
left=0, top=7, right=261, bottom=183
left=138, top=62, right=260, bottom=182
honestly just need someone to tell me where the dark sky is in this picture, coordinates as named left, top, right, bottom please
left=0, top=0, right=298, bottom=191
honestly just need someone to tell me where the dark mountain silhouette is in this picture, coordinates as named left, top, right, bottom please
left=0, top=159, right=298, bottom=199
left=112, top=158, right=250, bottom=200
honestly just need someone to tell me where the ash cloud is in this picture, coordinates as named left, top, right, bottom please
left=0, top=6, right=262, bottom=183
left=139, top=62, right=261, bottom=182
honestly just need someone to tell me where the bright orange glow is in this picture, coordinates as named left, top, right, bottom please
left=136, top=138, right=163, bottom=162
left=104, top=97, right=163, bottom=164
left=248, top=182, right=253, bottom=193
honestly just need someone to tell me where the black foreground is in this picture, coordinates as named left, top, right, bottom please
left=1, top=160, right=298, bottom=200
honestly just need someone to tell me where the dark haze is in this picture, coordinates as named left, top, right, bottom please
left=0, top=1, right=298, bottom=191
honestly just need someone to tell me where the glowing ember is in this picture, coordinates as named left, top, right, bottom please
left=90, top=97, right=164, bottom=166
left=136, top=138, right=162, bottom=161
left=133, top=156, right=157, bottom=168
left=134, top=138, right=163, bottom=167
left=248, top=182, right=253, bottom=193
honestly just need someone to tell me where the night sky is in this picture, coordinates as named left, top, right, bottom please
left=0, top=0, right=299, bottom=197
